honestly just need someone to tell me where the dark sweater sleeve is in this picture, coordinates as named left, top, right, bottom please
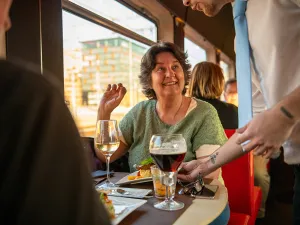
left=0, top=61, right=111, bottom=225
left=228, top=104, right=239, bottom=129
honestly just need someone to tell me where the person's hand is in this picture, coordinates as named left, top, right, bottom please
left=98, top=84, right=127, bottom=119
left=236, top=108, right=296, bottom=158
left=177, top=159, right=210, bottom=182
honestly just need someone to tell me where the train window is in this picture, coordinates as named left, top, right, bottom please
left=220, top=60, right=230, bottom=81
left=184, top=37, right=206, bottom=69
left=69, top=0, right=157, bottom=42
left=62, top=10, right=149, bottom=136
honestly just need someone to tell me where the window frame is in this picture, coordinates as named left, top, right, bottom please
left=0, top=33, right=6, bottom=58
left=121, top=0, right=174, bottom=42
left=220, top=52, right=235, bottom=80
left=115, top=0, right=158, bottom=42
left=184, top=24, right=215, bottom=63
left=62, top=0, right=157, bottom=47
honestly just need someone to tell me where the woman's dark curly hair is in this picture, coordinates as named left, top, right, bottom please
left=139, top=41, right=191, bottom=99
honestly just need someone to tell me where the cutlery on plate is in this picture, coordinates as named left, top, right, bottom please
left=94, top=177, right=107, bottom=186
left=110, top=194, right=153, bottom=199
left=116, top=188, right=130, bottom=195
left=109, top=188, right=153, bottom=199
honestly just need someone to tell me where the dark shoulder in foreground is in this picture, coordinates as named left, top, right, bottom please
left=0, top=60, right=62, bottom=99
left=0, top=60, right=111, bottom=225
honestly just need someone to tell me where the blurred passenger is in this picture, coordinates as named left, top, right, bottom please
left=188, top=61, right=238, bottom=129
left=0, top=1, right=110, bottom=224
left=97, top=42, right=230, bottom=224
left=224, top=78, right=238, bottom=106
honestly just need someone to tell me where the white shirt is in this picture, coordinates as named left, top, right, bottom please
left=245, top=0, right=300, bottom=164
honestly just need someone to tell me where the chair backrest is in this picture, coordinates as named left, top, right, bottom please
left=222, top=129, right=254, bottom=215
left=81, top=137, right=130, bottom=172
left=81, top=137, right=103, bottom=172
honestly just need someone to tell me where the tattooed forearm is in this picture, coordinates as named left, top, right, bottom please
left=210, top=152, right=219, bottom=164
left=280, top=106, right=294, bottom=120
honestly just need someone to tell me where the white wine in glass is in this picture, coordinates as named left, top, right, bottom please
left=95, top=142, right=120, bottom=156
left=95, top=120, right=120, bottom=189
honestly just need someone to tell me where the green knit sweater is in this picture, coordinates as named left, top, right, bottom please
left=119, top=98, right=227, bottom=172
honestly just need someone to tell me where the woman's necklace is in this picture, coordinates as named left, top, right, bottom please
left=156, top=97, right=184, bottom=123
left=173, top=97, right=184, bottom=120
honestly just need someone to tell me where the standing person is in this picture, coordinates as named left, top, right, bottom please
left=224, top=78, right=238, bottom=106
left=180, top=0, right=300, bottom=224
left=188, top=61, right=238, bottom=129
left=0, top=1, right=111, bottom=224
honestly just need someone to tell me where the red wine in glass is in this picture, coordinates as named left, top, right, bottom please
left=150, top=151, right=186, bottom=172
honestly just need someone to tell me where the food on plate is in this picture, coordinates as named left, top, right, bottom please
left=154, top=179, right=167, bottom=197
left=128, top=157, right=155, bottom=180
left=153, top=180, right=175, bottom=197
left=99, top=191, right=115, bottom=219
left=152, top=167, right=175, bottom=198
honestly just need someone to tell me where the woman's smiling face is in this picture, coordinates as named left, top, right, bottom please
left=151, top=52, right=185, bottom=99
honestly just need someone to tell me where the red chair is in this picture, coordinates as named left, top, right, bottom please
left=229, top=212, right=250, bottom=225
left=222, top=129, right=262, bottom=225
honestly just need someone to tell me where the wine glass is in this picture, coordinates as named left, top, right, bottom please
left=149, top=134, right=187, bottom=211
left=95, top=120, right=120, bottom=189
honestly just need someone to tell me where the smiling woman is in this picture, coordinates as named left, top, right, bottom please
left=94, top=41, right=229, bottom=222
left=95, top=41, right=227, bottom=179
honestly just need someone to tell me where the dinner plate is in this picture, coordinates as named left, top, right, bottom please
left=115, top=171, right=153, bottom=185
left=110, top=196, right=147, bottom=225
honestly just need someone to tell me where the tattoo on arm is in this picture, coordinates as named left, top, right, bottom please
left=210, top=152, right=219, bottom=164
left=280, top=106, right=294, bottom=120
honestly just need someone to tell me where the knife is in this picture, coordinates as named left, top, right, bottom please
left=107, top=194, right=153, bottom=199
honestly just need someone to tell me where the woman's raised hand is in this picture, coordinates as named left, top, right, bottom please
left=97, top=83, right=127, bottom=120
